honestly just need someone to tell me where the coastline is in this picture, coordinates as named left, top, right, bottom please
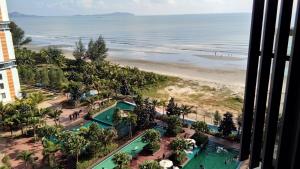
left=26, top=45, right=246, bottom=95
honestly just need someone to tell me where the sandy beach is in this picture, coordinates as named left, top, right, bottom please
left=27, top=45, right=246, bottom=92
left=26, top=45, right=246, bottom=120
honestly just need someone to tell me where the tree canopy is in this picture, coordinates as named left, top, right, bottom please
left=9, top=21, right=32, bottom=48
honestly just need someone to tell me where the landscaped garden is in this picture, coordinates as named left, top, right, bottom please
left=1, top=22, right=242, bottom=169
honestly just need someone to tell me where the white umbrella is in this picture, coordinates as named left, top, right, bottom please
left=159, top=160, right=173, bottom=168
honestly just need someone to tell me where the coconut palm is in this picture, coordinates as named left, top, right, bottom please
left=42, top=139, right=60, bottom=167
left=124, top=112, right=137, bottom=138
left=112, top=152, right=131, bottom=169
left=180, top=105, right=193, bottom=124
left=28, top=116, right=43, bottom=141
left=17, top=150, right=35, bottom=169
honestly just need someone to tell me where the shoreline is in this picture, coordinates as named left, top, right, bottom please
left=25, top=45, right=246, bottom=94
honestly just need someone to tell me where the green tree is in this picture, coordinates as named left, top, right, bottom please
left=166, top=115, right=182, bottom=136
left=42, top=139, right=60, bottom=168
left=142, top=129, right=161, bottom=154
left=170, top=138, right=191, bottom=165
left=86, top=36, right=108, bottom=63
left=17, top=150, right=35, bottom=169
left=9, top=21, right=32, bottom=48
left=47, top=109, right=62, bottom=126
left=180, top=105, right=193, bottom=124
left=218, top=112, right=237, bottom=137
left=213, top=111, right=222, bottom=125
left=124, top=112, right=137, bottom=138
left=37, top=68, right=49, bottom=87
left=73, top=38, right=86, bottom=60
left=112, top=152, right=131, bottom=169
left=191, top=121, right=209, bottom=133
left=166, top=98, right=180, bottom=116
left=66, top=82, right=83, bottom=106
left=139, top=160, right=162, bottom=169
left=41, top=47, right=65, bottom=67
left=59, top=131, right=87, bottom=164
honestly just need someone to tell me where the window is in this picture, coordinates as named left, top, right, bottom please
left=0, top=74, right=2, bottom=80
left=1, top=93, right=6, bottom=99
left=0, top=83, right=4, bottom=89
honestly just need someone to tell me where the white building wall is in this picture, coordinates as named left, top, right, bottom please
left=0, top=0, right=9, bottom=21
left=11, top=67, right=21, bottom=98
left=5, top=31, right=15, bottom=60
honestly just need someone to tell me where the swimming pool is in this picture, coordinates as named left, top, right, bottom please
left=183, top=141, right=239, bottom=169
left=93, top=102, right=135, bottom=126
left=74, top=101, right=136, bottom=131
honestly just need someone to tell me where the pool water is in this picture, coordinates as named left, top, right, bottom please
left=93, top=102, right=135, bottom=126
left=74, top=102, right=136, bottom=131
left=93, top=127, right=165, bottom=169
left=183, top=141, right=239, bottom=169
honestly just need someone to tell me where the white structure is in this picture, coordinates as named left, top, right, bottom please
left=0, top=0, right=21, bottom=103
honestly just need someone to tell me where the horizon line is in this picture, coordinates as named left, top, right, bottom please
left=10, top=11, right=252, bottom=17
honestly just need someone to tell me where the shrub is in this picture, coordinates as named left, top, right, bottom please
left=139, top=160, right=162, bottom=169
left=191, top=132, right=208, bottom=146
left=191, top=121, right=209, bottom=133
left=166, top=115, right=182, bottom=136
left=143, top=142, right=160, bottom=154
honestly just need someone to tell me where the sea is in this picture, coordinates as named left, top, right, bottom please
left=11, top=13, right=251, bottom=70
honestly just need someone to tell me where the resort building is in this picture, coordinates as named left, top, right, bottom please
left=0, top=0, right=21, bottom=103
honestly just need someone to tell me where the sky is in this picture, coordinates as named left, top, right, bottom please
left=7, top=0, right=253, bottom=16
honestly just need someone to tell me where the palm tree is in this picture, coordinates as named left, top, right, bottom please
left=42, top=139, right=60, bottom=167
left=17, top=150, right=35, bottom=169
left=28, top=116, right=43, bottom=141
left=112, top=152, right=131, bottom=169
left=47, top=109, right=63, bottom=126
left=124, top=112, right=137, bottom=138
left=180, top=105, right=193, bottom=124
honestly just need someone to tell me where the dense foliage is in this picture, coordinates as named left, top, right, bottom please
left=166, top=115, right=182, bottom=136
left=170, top=138, right=191, bottom=165
left=142, top=129, right=161, bottom=154
left=9, top=21, right=32, bottom=48
left=218, top=112, right=237, bottom=137
left=139, top=160, right=162, bottom=169
left=133, top=96, right=158, bottom=129
left=191, top=121, right=209, bottom=133
left=112, top=152, right=132, bottom=169
left=191, top=132, right=208, bottom=146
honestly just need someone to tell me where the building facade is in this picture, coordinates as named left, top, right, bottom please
left=0, top=0, right=21, bottom=103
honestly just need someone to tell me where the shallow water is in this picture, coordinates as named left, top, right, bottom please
left=12, top=13, right=251, bottom=70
